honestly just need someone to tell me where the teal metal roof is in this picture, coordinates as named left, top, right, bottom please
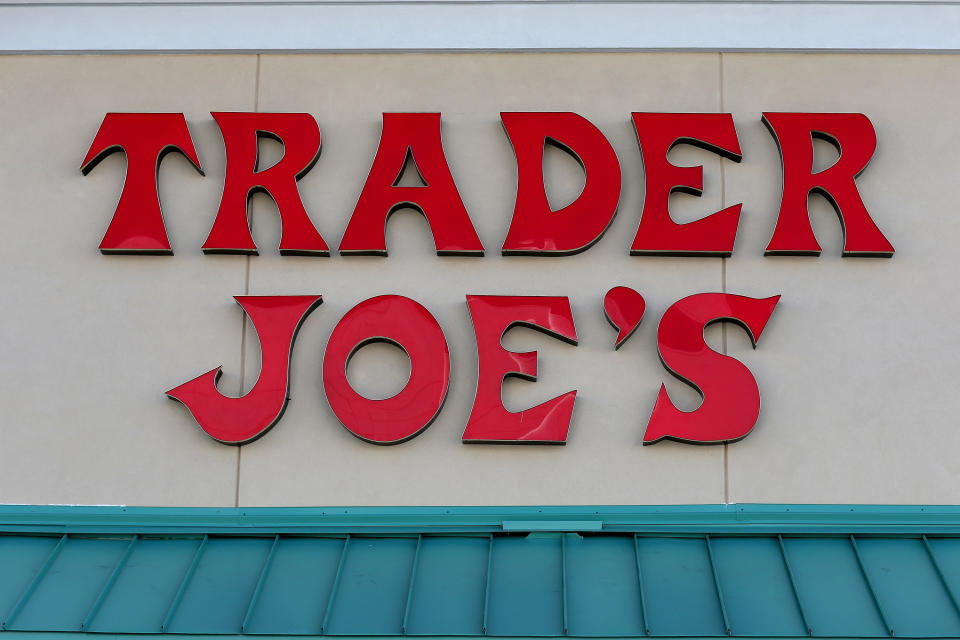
left=2, top=505, right=960, bottom=638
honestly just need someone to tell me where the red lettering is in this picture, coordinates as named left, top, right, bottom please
left=166, top=295, right=322, bottom=444
left=631, top=113, right=743, bottom=256
left=603, top=286, right=646, bottom=350
left=501, top=112, right=622, bottom=255
left=463, top=295, right=578, bottom=443
left=763, top=112, right=894, bottom=257
left=323, top=295, right=450, bottom=444
left=203, top=112, right=328, bottom=255
left=339, top=113, right=484, bottom=256
left=643, top=293, right=779, bottom=445
left=82, top=113, right=203, bottom=255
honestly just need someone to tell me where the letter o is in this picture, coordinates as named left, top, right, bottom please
left=323, top=295, right=450, bottom=444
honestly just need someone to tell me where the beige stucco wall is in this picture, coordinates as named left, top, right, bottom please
left=0, top=53, right=957, bottom=507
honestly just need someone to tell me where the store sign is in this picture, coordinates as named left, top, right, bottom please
left=82, top=111, right=894, bottom=447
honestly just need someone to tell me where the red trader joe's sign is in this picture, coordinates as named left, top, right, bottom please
left=81, top=111, right=893, bottom=446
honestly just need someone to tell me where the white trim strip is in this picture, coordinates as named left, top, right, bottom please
left=2, top=1, right=960, bottom=52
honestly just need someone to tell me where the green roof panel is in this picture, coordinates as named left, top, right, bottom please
left=405, top=535, right=488, bottom=636
left=87, top=537, right=204, bottom=633
left=1, top=505, right=960, bottom=637
left=709, top=537, right=806, bottom=637
left=244, top=536, right=344, bottom=635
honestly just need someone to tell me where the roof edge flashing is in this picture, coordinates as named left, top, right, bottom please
left=0, top=504, right=958, bottom=534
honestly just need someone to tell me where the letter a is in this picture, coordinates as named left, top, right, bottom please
left=339, top=113, right=484, bottom=256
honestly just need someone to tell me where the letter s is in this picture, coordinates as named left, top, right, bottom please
left=644, top=293, right=780, bottom=445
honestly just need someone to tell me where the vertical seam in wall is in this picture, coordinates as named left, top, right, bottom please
left=719, top=51, right=730, bottom=506
left=719, top=52, right=727, bottom=310
left=236, top=53, right=261, bottom=509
